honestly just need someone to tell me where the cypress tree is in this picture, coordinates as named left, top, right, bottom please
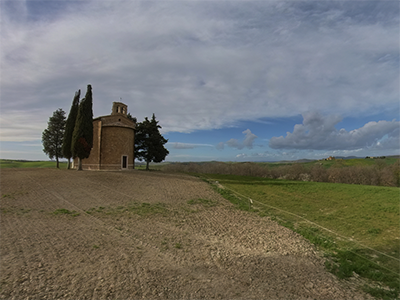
left=71, top=84, right=93, bottom=170
left=62, top=90, right=80, bottom=169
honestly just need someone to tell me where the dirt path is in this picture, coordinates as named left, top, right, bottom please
left=0, top=168, right=372, bottom=299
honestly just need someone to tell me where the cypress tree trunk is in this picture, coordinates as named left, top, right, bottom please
left=56, top=157, right=59, bottom=169
left=67, top=158, right=71, bottom=169
left=77, top=157, right=83, bottom=171
left=146, top=160, right=150, bottom=171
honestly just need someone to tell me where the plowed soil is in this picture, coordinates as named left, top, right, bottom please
left=0, top=168, right=372, bottom=299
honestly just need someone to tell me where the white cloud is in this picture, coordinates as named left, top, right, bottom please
left=269, top=111, right=400, bottom=151
left=216, top=142, right=224, bottom=150
left=225, top=129, right=258, bottom=150
left=0, top=1, right=398, bottom=143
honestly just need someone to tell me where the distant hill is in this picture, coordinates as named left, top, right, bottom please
left=274, top=159, right=317, bottom=163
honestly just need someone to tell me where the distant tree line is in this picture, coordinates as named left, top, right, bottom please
left=42, top=85, right=168, bottom=169
left=163, top=160, right=400, bottom=187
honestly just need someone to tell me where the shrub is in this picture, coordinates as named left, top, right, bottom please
left=163, top=159, right=400, bottom=187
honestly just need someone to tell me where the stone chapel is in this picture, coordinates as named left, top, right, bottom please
left=73, top=102, right=135, bottom=170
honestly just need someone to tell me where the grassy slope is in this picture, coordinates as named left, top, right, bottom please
left=268, top=156, right=399, bottom=169
left=0, top=159, right=67, bottom=169
left=214, top=175, right=398, bottom=247
left=201, top=174, right=400, bottom=298
left=314, top=157, right=398, bottom=168
left=160, top=157, right=399, bottom=171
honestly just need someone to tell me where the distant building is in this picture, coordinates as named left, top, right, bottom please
left=73, top=102, right=135, bottom=170
left=326, top=156, right=335, bottom=161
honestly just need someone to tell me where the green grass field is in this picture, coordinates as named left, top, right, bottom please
left=200, top=174, right=400, bottom=299
left=0, top=159, right=67, bottom=169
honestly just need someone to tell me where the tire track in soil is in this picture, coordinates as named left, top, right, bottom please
left=182, top=207, right=262, bottom=255
left=183, top=205, right=316, bottom=258
left=2, top=169, right=79, bottom=212
left=0, top=214, right=59, bottom=299
left=1, top=207, right=151, bottom=298
left=69, top=174, right=371, bottom=300
left=57, top=171, right=245, bottom=272
left=1, top=170, right=215, bottom=298
left=0, top=215, right=32, bottom=299
left=1, top=170, right=140, bottom=298
left=85, top=205, right=253, bottom=298
left=180, top=209, right=261, bottom=275
left=24, top=170, right=129, bottom=210
left=1, top=169, right=374, bottom=299
left=2, top=213, right=59, bottom=296
left=153, top=205, right=350, bottom=299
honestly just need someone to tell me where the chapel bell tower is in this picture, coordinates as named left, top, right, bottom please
left=112, top=102, right=128, bottom=116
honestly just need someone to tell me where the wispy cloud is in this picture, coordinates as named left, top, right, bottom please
left=0, top=110, right=49, bottom=142
left=235, top=150, right=299, bottom=161
left=169, top=142, right=214, bottom=149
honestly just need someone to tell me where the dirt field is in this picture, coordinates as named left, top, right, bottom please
left=1, top=168, right=372, bottom=299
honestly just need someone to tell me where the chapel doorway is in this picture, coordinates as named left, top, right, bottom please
left=122, top=155, right=128, bottom=169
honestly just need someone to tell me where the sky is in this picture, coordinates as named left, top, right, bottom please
left=1, top=0, right=399, bottom=162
